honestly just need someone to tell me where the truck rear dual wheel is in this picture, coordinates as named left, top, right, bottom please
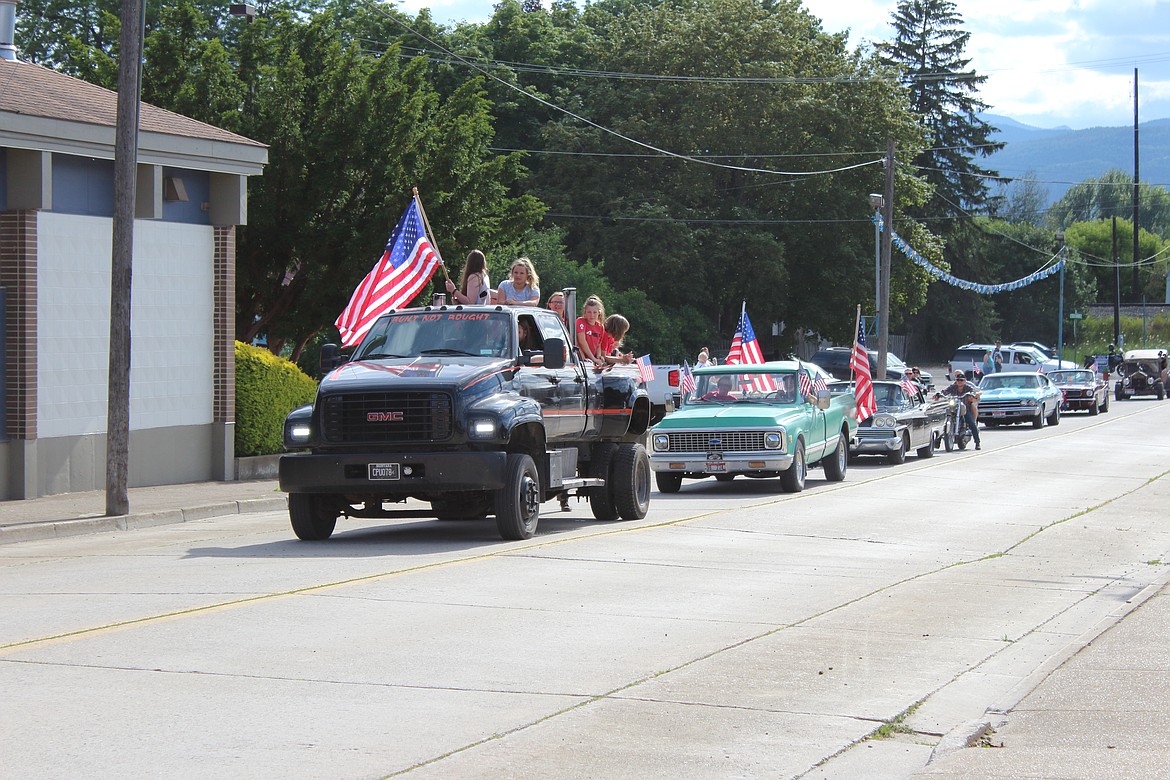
left=589, top=443, right=651, bottom=521
left=289, top=494, right=339, bottom=541
left=495, top=453, right=541, bottom=540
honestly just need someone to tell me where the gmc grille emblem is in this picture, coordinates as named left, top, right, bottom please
left=367, top=411, right=404, bottom=422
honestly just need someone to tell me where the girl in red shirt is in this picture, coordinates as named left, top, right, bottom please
left=576, top=295, right=606, bottom=365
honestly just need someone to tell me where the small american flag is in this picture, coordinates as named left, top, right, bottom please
left=901, top=375, right=918, bottom=397
left=680, top=361, right=696, bottom=394
left=798, top=371, right=814, bottom=398
left=851, top=319, right=876, bottom=421
left=636, top=355, right=655, bottom=383
left=814, top=374, right=828, bottom=393
left=336, top=197, right=440, bottom=347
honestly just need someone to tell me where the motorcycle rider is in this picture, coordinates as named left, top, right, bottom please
left=938, top=370, right=982, bottom=450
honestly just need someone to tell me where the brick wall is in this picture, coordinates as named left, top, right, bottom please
left=0, top=210, right=36, bottom=440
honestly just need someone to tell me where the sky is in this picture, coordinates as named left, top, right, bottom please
left=396, top=0, right=1170, bottom=130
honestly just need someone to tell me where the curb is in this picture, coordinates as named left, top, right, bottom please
left=0, top=496, right=288, bottom=546
left=925, top=573, right=1170, bottom=766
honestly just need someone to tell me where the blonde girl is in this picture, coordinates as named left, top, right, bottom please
left=496, top=257, right=541, bottom=307
left=575, top=295, right=606, bottom=364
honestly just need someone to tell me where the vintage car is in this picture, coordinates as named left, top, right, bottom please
left=1114, top=349, right=1168, bottom=401
left=976, top=371, right=1063, bottom=428
left=649, top=362, right=858, bottom=494
left=1049, top=369, right=1109, bottom=414
left=850, top=381, right=951, bottom=463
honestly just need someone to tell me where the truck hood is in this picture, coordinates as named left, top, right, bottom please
left=653, top=403, right=802, bottom=429
left=322, top=357, right=510, bottom=391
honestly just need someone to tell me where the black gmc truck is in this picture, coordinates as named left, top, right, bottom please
left=279, top=301, right=654, bottom=541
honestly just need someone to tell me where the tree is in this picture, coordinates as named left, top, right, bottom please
left=1047, top=170, right=1170, bottom=237
left=1064, top=219, right=1169, bottom=305
left=876, top=0, right=1002, bottom=217
left=527, top=0, right=931, bottom=347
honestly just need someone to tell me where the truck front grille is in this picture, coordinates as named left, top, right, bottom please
left=662, top=431, right=767, bottom=453
left=321, top=392, right=453, bottom=444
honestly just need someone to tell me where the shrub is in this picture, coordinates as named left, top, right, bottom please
left=235, top=341, right=318, bottom=457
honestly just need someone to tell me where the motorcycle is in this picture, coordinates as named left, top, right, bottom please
left=939, top=392, right=977, bottom=451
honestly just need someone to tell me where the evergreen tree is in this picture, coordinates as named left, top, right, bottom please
left=877, top=0, right=1001, bottom=217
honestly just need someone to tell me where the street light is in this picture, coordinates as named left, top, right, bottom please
left=868, top=193, right=883, bottom=330
left=1055, top=231, right=1065, bottom=365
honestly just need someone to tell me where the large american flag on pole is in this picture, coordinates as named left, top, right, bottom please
left=335, top=197, right=440, bottom=347
left=726, top=304, right=775, bottom=392
left=851, top=320, right=876, bottom=421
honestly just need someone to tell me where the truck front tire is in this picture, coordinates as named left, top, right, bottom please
left=289, top=494, right=338, bottom=541
left=655, top=472, right=682, bottom=493
left=780, top=440, right=806, bottom=493
left=495, top=453, right=541, bottom=540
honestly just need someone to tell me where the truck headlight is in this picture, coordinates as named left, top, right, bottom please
left=653, top=433, right=670, bottom=452
left=873, top=414, right=896, bottom=428
left=284, top=422, right=312, bottom=447
left=764, top=432, right=783, bottom=450
left=469, top=417, right=498, bottom=440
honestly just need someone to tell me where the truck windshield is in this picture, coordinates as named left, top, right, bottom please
left=689, top=373, right=800, bottom=405
left=354, top=311, right=513, bottom=360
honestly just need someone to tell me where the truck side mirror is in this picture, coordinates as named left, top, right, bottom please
left=320, top=343, right=347, bottom=374
left=542, top=337, right=566, bottom=369
left=816, top=391, right=831, bottom=410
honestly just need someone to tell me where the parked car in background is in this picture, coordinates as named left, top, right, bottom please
left=949, top=344, right=1077, bottom=378
left=850, top=380, right=950, bottom=464
left=976, top=371, right=1063, bottom=428
left=810, top=347, right=933, bottom=388
left=1049, top=369, right=1109, bottom=415
left=1010, top=341, right=1055, bottom=360
left=1114, top=349, right=1169, bottom=400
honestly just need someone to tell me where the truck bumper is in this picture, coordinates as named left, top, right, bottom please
left=649, top=453, right=793, bottom=474
left=280, top=451, right=508, bottom=494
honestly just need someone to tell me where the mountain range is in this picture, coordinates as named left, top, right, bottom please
left=978, top=113, right=1170, bottom=208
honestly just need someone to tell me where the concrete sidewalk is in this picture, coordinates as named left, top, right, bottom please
left=914, top=579, right=1170, bottom=779
left=0, top=479, right=285, bottom=545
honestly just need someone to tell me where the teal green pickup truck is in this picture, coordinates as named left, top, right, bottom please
left=649, top=362, right=858, bottom=493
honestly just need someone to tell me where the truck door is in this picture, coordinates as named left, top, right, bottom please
left=532, top=311, right=587, bottom=441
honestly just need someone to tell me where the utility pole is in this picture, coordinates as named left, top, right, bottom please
left=106, top=0, right=145, bottom=516
left=1112, top=216, right=1121, bottom=349
left=1132, top=68, right=1141, bottom=300
left=877, top=139, right=894, bottom=378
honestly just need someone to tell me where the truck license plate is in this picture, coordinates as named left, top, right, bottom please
left=368, top=463, right=401, bottom=480
left=992, top=412, right=1005, bottom=417
left=705, top=461, right=726, bottom=473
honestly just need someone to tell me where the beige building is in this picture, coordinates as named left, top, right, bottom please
left=0, top=5, right=268, bottom=499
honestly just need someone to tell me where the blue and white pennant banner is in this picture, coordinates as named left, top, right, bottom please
left=872, top=213, right=1064, bottom=295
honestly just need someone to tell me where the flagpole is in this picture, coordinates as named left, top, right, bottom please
left=412, top=187, right=450, bottom=284
left=850, top=303, right=861, bottom=386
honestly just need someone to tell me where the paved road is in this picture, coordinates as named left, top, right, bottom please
left=2, top=399, right=1168, bottom=778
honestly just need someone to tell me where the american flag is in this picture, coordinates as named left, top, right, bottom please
left=680, top=361, right=696, bottom=394
left=636, top=354, right=655, bottom=383
left=335, top=197, right=440, bottom=347
left=798, top=371, right=814, bottom=398
left=851, top=320, right=876, bottom=421
left=726, top=304, right=775, bottom=392
left=814, top=374, right=828, bottom=394
left=901, top=375, right=919, bottom=397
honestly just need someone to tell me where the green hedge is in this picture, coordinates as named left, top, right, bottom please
left=235, top=341, right=318, bottom=457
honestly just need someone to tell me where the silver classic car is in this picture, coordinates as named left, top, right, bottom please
left=850, top=381, right=951, bottom=463
left=977, top=371, right=1063, bottom=428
